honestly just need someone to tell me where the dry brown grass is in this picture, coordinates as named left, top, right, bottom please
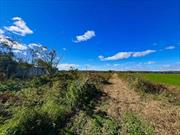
left=103, top=73, right=180, bottom=135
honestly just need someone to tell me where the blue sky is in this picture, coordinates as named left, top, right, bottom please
left=0, top=0, right=180, bottom=70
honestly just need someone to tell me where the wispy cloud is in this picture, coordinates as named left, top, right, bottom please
left=0, top=29, right=4, bottom=34
left=62, top=48, right=66, bottom=51
left=99, top=52, right=132, bottom=61
left=4, top=17, right=33, bottom=36
left=132, top=50, right=156, bottom=57
left=165, top=45, right=175, bottom=50
left=160, top=62, right=180, bottom=71
left=28, top=43, right=47, bottom=51
left=57, top=64, right=79, bottom=70
left=152, top=43, right=158, bottom=46
left=145, top=61, right=156, bottom=64
left=99, top=49, right=156, bottom=61
left=74, top=30, right=95, bottom=43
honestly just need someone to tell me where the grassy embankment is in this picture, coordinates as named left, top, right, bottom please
left=0, top=72, right=119, bottom=135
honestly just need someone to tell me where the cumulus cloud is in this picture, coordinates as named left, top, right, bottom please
left=74, top=30, right=95, bottom=43
left=165, top=45, right=175, bottom=50
left=4, top=17, right=33, bottom=36
left=99, top=49, right=156, bottom=61
left=57, top=64, right=79, bottom=70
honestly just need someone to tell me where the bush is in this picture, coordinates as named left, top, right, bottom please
left=0, top=80, right=25, bottom=92
left=0, top=76, right=100, bottom=135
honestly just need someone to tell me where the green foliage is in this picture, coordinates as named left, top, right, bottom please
left=61, top=111, right=119, bottom=135
left=0, top=73, right=104, bottom=135
left=133, top=78, right=167, bottom=94
left=0, top=52, right=17, bottom=78
left=118, top=73, right=180, bottom=105
left=0, top=72, right=120, bottom=135
left=0, top=79, right=25, bottom=92
left=30, top=76, right=53, bottom=88
left=92, top=115, right=119, bottom=135
left=119, top=73, right=167, bottom=94
left=0, top=107, right=56, bottom=135
left=122, top=112, right=154, bottom=135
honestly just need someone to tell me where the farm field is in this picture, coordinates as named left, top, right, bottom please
left=118, top=73, right=180, bottom=86
left=133, top=73, right=180, bottom=86
left=0, top=0, right=179, bottom=134
left=0, top=71, right=180, bottom=135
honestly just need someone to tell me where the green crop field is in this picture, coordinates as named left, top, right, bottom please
left=135, top=73, right=180, bottom=86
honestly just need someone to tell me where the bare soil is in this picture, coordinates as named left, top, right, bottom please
left=103, top=74, right=180, bottom=135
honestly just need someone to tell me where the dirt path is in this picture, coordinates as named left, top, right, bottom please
left=103, top=73, right=180, bottom=135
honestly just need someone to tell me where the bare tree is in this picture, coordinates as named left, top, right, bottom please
left=35, top=49, right=60, bottom=75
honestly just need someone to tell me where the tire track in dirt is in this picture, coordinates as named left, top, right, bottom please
left=103, top=73, right=180, bottom=135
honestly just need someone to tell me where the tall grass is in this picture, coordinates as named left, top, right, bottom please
left=0, top=74, right=101, bottom=135
left=122, top=112, right=154, bottom=135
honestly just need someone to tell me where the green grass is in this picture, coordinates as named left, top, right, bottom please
left=118, top=72, right=180, bottom=105
left=0, top=72, right=114, bottom=135
left=61, top=110, right=119, bottom=135
left=122, top=112, right=154, bottom=135
left=136, top=73, right=180, bottom=86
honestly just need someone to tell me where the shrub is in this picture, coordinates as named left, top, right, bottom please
left=0, top=76, right=100, bottom=135
left=0, top=80, right=24, bottom=92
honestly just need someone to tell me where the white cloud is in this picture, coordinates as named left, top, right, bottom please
left=0, top=34, right=27, bottom=50
left=145, top=61, right=156, bottom=64
left=74, top=30, right=95, bottom=43
left=132, top=50, right=156, bottom=57
left=98, top=55, right=105, bottom=60
left=57, top=64, right=79, bottom=70
left=99, top=52, right=132, bottom=61
left=4, top=17, right=33, bottom=36
left=0, top=29, right=4, bottom=34
left=160, top=63, right=180, bottom=71
left=113, top=64, right=120, bottom=66
left=28, top=43, right=47, bottom=51
left=99, top=49, right=156, bottom=61
left=165, top=45, right=175, bottom=50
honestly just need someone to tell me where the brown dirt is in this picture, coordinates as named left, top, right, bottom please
left=103, top=73, right=180, bottom=135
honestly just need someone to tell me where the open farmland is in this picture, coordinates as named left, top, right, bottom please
left=0, top=0, right=179, bottom=134
left=135, top=73, right=180, bottom=86
left=118, top=73, right=180, bottom=86
left=0, top=71, right=180, bottom=135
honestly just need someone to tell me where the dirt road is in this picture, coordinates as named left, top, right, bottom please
left=103, top=74, right=180, bottom=135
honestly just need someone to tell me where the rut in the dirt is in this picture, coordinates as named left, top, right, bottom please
left=103, top=73, right=180, bottom=135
